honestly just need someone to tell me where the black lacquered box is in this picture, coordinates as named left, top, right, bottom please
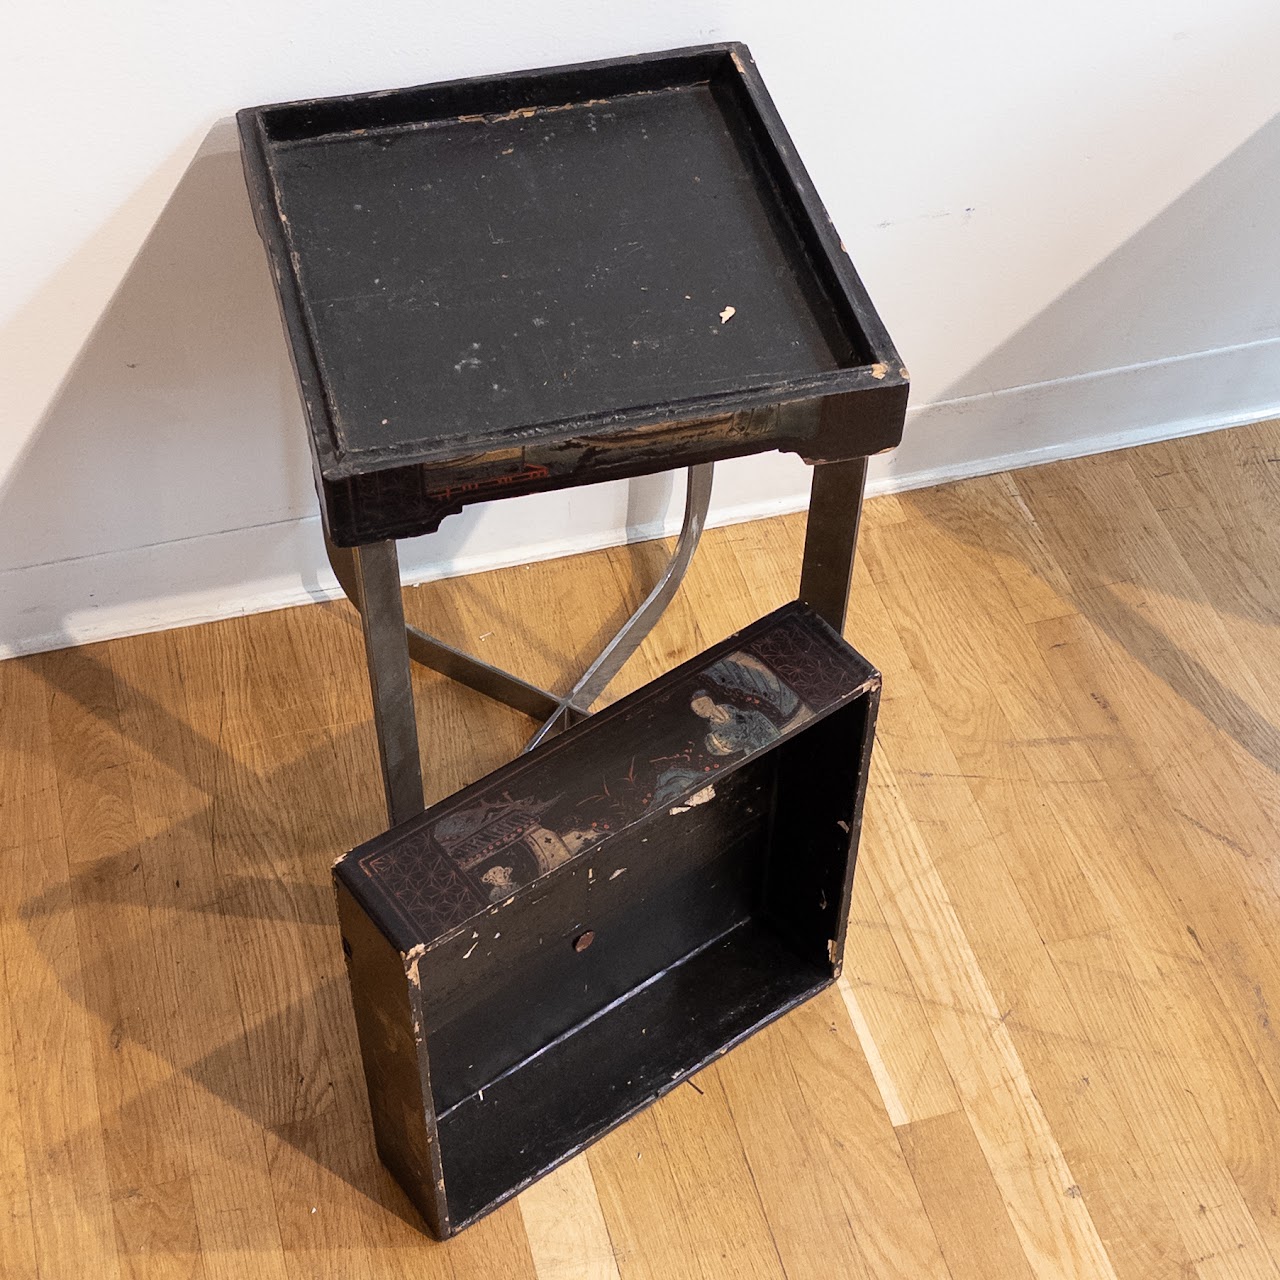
left=334, top=602, right=880, bottom=1237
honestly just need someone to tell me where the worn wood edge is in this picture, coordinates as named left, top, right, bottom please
left=334, top=601, right=878, bottom=952
left=237, top=42, right=905, bottom=489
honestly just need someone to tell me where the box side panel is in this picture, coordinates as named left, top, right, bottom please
left=338, top=602, right=875, bottom=949
left=255, top=46, right=734, bottom=143
left=761, top=691, right=876, bottom=972
left=325, top=387, right=905, bottom=545
left=334, top=881, right=447, bottom=1236
left=832, top=681, right=881, bottom=967
left=328, top=402, right=815, bottom=546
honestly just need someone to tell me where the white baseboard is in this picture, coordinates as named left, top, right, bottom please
left=4, top=336, right=1279, bottom=659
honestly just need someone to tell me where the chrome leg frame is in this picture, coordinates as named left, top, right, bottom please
left=340, top=539, right=427, bottom=826
left=326, top=463, right=715, bottom=824
left=798, top=456, right=869, bottom=634
left=524, top=462, right=714, bottom=751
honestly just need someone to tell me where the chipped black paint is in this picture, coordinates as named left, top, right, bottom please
left=334, top=603, right=881, bottom=1237
left=237, top=43, right=908, bottom=545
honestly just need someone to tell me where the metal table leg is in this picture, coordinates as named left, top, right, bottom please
left=343, top=539, right=426, bottom=825
left=327, top=535, right=566, bottom=722
left=798, top=456, right=869, bottom=634
left=524, top=462, right=714, bottom=751
left=326, top=463, right=714, bottom=823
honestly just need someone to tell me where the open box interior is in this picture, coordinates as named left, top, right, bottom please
left=423, top=696, right=870, bottom=1227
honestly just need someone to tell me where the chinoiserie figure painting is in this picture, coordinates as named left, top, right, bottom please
left=481, top=864, right=517, bottom=902
left=693, top=652, right=811, bottom=754
left=419, top=647, right=814, bottom=895
left=648, top=651, right=811, bottom=811
left=521, top=826, right=601, bottom=876
left=690, top=691, right=779, bottom=756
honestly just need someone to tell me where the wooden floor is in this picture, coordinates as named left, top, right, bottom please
left=4, top=422, right=1280, bottom=1279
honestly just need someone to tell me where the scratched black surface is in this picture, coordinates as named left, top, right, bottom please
left=333, top=603, right=883, bottom=1237
left=269, top=81, right=857, bottom=452
left=336, top=602, right=876, bottom=952
left=240, top=45, right=909, bottom=544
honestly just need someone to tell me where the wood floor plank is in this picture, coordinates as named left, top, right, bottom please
left=0, top=658, right=54, bottom=1280
left=840, top=883, right=960, bottom=1128
left=851, top=568, right=1188, bottom=1280
left=4, top=838, right=125, bottom=1280
left=894, top=457, right=1280, bottom=1275
left=1012, top=456, right=1280, bottom=870
left=874, top=481, right=1263, bottom=1278
left=1046, top=930, right=1280, bottom=1279
left=717, top=987, right=951, bottom=1280
left=6, top=420, right=1280, bottom=1277
left=519, top=1157, right=621, bottom=1280
left=585, top=1108, right=709, bottom=1280
left=442, top=1202, right=538, bottom=1280
left=107, top=626, right=293, bottom=1279
left=864, top=755, right=1119, bottom=1280
left=754, top=485, right=1190, bottom=1278
left=836, top=973, right=910, bottom=1129
left=1029, top=582, right=1280, bottom=1271
left=41, top=643, right=210, bottom=1280
left=898, top=1108, right=1036, bottom=1280
left=589, top=1078, right=788, bottom=1280
left=4, top=654, right=123, bottom=1279
left=0, top=946, right=39, bottom=1280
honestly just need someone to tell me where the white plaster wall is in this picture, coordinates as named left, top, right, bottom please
left=4, top=2, right=1279, bottom=655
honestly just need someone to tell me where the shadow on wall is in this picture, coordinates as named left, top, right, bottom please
left=894, top=111, right=1280, bottom=778
left=946, top=114, right=1280, bottom=398
left=0, top=119, right=315, bottom=639
left=886, top=111, right=1280, bottom=481
left=0, top=116, right=697, bottom=655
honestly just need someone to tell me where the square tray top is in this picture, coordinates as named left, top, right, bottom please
left=239, top=45, right=908, bottom=543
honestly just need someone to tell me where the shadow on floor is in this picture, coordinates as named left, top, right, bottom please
left=15, top=630, right=431, bottom=1235
left=889, top=112, right=1280, bottom=776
